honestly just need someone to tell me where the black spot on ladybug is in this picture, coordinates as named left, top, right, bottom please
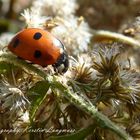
left=34, top=50, right=42, bottom=58
left=33, top=32, right=42, bottom=40
left=13, top=39, right=20, bottom=48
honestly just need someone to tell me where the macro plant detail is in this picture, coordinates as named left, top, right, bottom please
left=1, top=0, right=140, bottom=140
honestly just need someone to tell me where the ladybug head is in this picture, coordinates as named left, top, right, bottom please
left=52, top=51, right=69, bottom=74
left=52, top=38, right=69, bottom=74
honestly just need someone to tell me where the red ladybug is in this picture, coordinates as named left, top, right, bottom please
left=8, top=28, right=69, bottom=73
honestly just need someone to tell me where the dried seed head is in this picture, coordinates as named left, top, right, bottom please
left=0, top=74, right=31, bottom=120
left=52, top=16, right=92, bottom=55
left=21, top=8, right=50, bottom=28
left=33, top=0, right=78, bottom=18
left=92, top=44, right=120, bottom=78
left=69, top=54, right=95, bottom=83
left=126, top=123, right=140, bottom=140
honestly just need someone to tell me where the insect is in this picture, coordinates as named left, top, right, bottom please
left=8, top=28, right=69, bottom=73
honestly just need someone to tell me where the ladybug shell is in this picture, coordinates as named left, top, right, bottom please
left=8, top=28, right=61, bottom=66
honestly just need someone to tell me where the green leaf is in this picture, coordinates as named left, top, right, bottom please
left=0, top=62, right=17, bottom=73
left=0, top=53, right=47, bottom=79
left=48, top=124, right=95, bottom=140
left=51, top=80, right=66, bottom=92
left=28, top=80, right=50, bottom=121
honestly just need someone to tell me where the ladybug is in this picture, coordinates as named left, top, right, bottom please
left=7, top=28, right=69, bottom=73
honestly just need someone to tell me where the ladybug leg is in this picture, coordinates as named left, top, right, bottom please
left=29, top=62, right=35, bottom=64
left=42, top=65, right=47, bottom=68
left=17, top=56, right=23, bottom=60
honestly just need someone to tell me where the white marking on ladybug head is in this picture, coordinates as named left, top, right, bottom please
left=53, top=38, right=65, bottom=54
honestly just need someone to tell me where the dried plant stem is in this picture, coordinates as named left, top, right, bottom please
left=0, top=53, right=133, bottom=140
left=93, top=30, right=140, bottom=48
left=64, top=89, right=133, bottom=140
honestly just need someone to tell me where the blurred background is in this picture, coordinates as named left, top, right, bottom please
left=0, top=0, right=31, bottom=33
left=1, top=0, right=140, bottom=34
